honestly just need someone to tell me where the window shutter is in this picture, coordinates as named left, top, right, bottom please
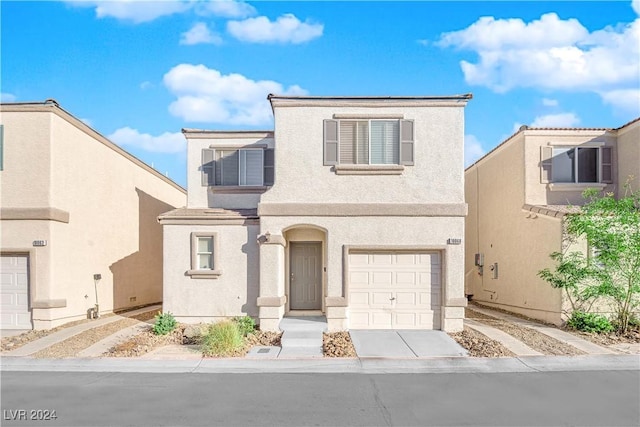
left=601, top=147, right=613, bottom=183
left=201, top=148, right=215, bottom=186
left=540, top=146, right=552, bottom=183
left=323, top=119, right=339, bottom=165
left=263, top=148, right=274, bottom=186
left=399, top=120, right=414, bottom=165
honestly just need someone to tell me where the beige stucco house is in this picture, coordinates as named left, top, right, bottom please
left=160, top=94, right=472, bottom=332
left=465, top=118, right=639, bottom=325
left=0, top=100, right=186, bottom=330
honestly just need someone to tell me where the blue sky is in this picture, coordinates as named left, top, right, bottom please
left=2, top=1, right=639, bottom=188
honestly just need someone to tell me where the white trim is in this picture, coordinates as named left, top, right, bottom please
left=547, top=183, right=607, bottom=192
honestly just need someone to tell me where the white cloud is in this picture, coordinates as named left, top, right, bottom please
left=227, top=13, right=323, bottom=44
left=1, top=92, right=17, bottom=102
left=163, top=63, right=307, bottom=125
left=542, top=98, right=558, bottom=107
left=464, top=134, right=486, bottom=167
left=68, top=0, right=191, bottom=24
left=437, top=10, right=640, bottom=113
left=109, top=127, right=186, bottom=153
left=180, top=22, right=223, bottom=45
left=599, top=88, right=640, bottom=114
left=530, top=112, right=581, bottom=128
left=196, top=0, right=256, bottom=18
left=633, top=0, right=640, bottom=15
left=140, top=81, right=153, bottom=90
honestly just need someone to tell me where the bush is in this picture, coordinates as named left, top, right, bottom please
left=152, top=312, right=177, bottom=335
left=202, top=321, right=243, bottom=356
left=233, top=316, right=256, bottom=337
left=567, top=311, right=614, bottom=334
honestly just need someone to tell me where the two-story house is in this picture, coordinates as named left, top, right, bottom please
left=160, top=94, right=472, bottom=332
left=465, top=118, right=639, bottom=325
left=1, top=100, right=186, bottom=330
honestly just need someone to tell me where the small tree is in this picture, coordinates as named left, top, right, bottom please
left=538, top=184, right=640, bottom=333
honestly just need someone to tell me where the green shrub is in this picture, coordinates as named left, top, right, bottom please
left=153, top=312, right=177, bottom=335
left=202, top=321, right=243, bottom=356
left=233, top=316, right=256, bottom=337
left=567, top=311, right=613, bottom=334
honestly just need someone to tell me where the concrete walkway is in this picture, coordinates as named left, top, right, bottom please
left=77, top=320, right=154, bottom=358
left=468, top=306, right=618, bottom=355
left=350, top=330, right=467, bottom=358
left=2, top=304, right=160, bottom=357
left=277, top=316, right=327, bottom=358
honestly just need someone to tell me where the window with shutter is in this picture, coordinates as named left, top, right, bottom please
left=213, top=148, right=265, bottom=186
left=545, top=146, right=612, bottom=184
left=201, top=148, right=215, bottom=186
left=328, top=119, right=407, bottom=166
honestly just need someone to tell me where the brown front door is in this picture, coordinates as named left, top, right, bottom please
left=289, top=242, right=322, bottom=310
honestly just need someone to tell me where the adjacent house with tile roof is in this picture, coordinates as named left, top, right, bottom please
left=0, top=100, right=186, bottom=330
left=159, top=94, right=472, bottom=332
left=465, top=117, right=639, bottom=324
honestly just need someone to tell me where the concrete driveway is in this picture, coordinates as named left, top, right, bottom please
left=349, top=330, right=468, bottom=358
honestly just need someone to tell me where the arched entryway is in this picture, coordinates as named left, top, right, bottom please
left=283, top=225, right=327, bottom=315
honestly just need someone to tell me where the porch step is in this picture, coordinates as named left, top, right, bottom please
left=278, top=316, right=327, bottom=358
left=280, top=330, right=324, bottom=347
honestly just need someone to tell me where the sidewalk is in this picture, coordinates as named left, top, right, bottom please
left=1, top=353, right=637, bottom=374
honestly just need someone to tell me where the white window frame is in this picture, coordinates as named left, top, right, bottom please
left=217, top=148, right=264, bottom=187
left=187, top=232, right=222, bottom=279
left=551, top=146, right=603, bottom=184
left=338, top=119, right=400, bottom=166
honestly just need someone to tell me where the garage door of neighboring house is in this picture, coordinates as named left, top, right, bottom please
left=0, top=255, right=32, bottom=329
left=348, top=251, right=441, bottom=329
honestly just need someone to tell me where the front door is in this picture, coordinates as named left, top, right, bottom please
left=289, top=242, right=322, bottom=310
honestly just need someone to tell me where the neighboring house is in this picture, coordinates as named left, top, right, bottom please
left=465, top=118, right=639, bottom=325
left=0, top=100, right=186, bottom=330
left=160, top=94, right=472, bottom=332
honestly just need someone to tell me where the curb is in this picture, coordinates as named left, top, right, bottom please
left=1, top=354, right=638, bottom=374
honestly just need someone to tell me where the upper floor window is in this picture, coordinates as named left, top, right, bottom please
left=323, top=119, right=414, bottom=166
left=541, top=146, right=612, bottom=184
left=201, top=148, right=274, bottom=187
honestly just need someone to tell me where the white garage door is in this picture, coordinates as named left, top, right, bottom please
left=348, top=251, right=441, bottom=329
left=1, top=255, right=32, bottom=329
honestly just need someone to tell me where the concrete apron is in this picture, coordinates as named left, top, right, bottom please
left=349, top=330, right=468, bottom=358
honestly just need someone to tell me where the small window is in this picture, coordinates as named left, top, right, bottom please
left=188, top=232, right=221, bottom=278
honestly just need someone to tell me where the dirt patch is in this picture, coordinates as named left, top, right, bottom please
left=449, top=327, right=515, bottom=358
left=323, top=332, right=357, bottom=357
left=32, top=311, right=156, bottom=358
left=1, top=314, right=116, bottom=353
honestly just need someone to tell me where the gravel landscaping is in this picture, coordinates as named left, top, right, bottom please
left=323, top=331, right=357, bottom=357
left=449, top=327, right=515, bottom=357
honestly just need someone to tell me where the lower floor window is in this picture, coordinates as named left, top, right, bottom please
left=197, top=237, right=214, bottom=269
left=190, top=232, right=219, bottom=276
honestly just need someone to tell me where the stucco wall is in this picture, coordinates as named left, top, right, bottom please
left=616, top=120, right=640, bottom=194
left=523, top=129, right=616, bottom=206
left=260, top=215, right=465, bottom=331
left=162, top=224, right=260, bottom=323
left=1, top=105, right=186, bottom=329
left=185, top=133, right=274, bottom=209
left=465, top=133, right=565, bottom=324
left=263, top=102, right=466, bottom=205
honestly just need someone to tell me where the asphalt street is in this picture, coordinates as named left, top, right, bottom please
left=2, top=370, right=639, bottom=426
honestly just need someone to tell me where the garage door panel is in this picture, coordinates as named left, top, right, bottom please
left=350, top=253, right=369, bottom=265
left=396, top=253, right=416, bottom=265
left=371, top=312, right=392, bottom=328
left=396, top=272, right=416, bottom=286
left=395, top=292, right=416, bottom=305
left=350, top=292, right=369, bottom=306
left=372, top=254, right=392, bottom=265
left=372, top=271, right=392, bottom=285
left=371, top=292, right=393, bottom=306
